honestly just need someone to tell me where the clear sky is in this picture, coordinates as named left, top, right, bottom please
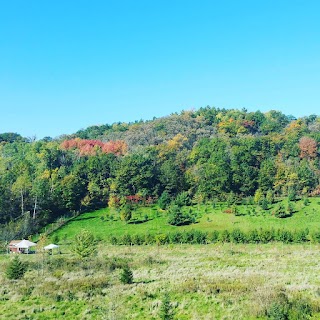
left=1, top=1, right=319, bottom=139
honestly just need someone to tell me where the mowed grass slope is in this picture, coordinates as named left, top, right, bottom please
left=51, top=198, right=320, bottom=242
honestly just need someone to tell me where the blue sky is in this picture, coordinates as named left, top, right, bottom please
left=1, top=1, right=319, bottom=139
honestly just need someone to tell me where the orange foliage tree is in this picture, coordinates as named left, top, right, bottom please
left=60, top=138, right=127, bottom=156
left=299, top=137, right=317, bottom=159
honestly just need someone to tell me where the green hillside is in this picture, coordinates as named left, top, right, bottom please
left=1, top=106, right=320, bottom=242
left=48, top=198, right=320, bottom=244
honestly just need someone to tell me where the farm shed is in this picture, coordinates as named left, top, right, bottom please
left=8, top=240, right=23, bottom=253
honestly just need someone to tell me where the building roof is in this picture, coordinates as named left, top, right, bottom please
left=15, top=239, right=37, bottom=248
left=9, top=240, right=22, bottom=247
left=44, top=244, right=59, bottom=250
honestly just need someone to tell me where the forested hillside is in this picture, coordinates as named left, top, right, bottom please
left=1, top=106, right=320, bottom=240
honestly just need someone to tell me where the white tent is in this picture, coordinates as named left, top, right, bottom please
left=15, top=239, right=37, bottom=249
left=15, top=239, right=37, bottom=254
left=44, top=244, right=59, bottom=250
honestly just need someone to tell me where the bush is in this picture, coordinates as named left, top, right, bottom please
left=119, top=264, right=133, bottom=284
left=208, top=230, right=220, bottom=243
left=169, top=231, right=183, bottom=244
left=230, top=228, right=247, bottom=243
left=247, top=229, right=260, bottom=243
left=289, top=297, right=312, bottom=319
left=121, top=233, right=132, bottom=245
left=219, top=230, right=230, bottom=243
left=6, top=256, right=27, bottom=280
left=303, top=197, right=310, bottom=206
left=266, top=291, right=290, bottom=319
left=158, top=191, right=171, bottom=210
left=274, top=204, right=289, bottom=218
left=311, top=231, right=320, bottom=243
left=72, top=229, right=97, bottom=259
left=292, top=229, right=308, bottom=243
left=120, top=205, right=132, bottom=223
left=131, top=234, right=144, bottom=245
left=259, top=229, right=275, bottom=243
left=155, top=234, right=169, bottom=245
left=159, top=292, right=174, bottom=320
left=167, top=205, right=195, bottom=226
left=276, top=230, right=293, bottom=243
left=260, top=197, right=269, bottom=210
left=174, top=191, right=191, bottom=207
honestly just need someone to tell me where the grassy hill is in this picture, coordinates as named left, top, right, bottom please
left=49, top=198, right=320, bottom=243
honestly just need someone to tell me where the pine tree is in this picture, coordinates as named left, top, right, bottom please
left=72, top=229, right=97, bottom=259
left=6, top=255, right=27, bottom=280
left=120, top=264, right=133, bottom=284
left=159, top=292, right=174, bottom=320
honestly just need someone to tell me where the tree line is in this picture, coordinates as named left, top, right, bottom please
left=0, top=107, right=319, bottom=240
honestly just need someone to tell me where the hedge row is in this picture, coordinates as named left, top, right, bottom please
left=109, top=228, right=320, bottom=245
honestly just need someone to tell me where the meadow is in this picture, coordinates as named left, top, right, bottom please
left=1, top=243, right=320, bottom=319
left=51, top=197, right=320, bottom=242
left=1, top=198, right=320, bottom=319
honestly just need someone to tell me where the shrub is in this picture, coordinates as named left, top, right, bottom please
left=247, top=229, right=260, bottom=243
left=193, top=230, right=208, bottom=244
left=144, top=233, right=155, bottom=245
left=131, top=234, right=144, bottom=245
left=158, top=191, right=171, bottom=210
left=311, top=231, right=320, bottom=243
left=159, top=292, right=174, bottom=320
left=274, top=204, right=289, bottom=218
left=303, top=197, right=310, bottom=206
left=261, top=197, right=269, bottom=210
left=230, top=228, right=247, bottom=243
left=120, top=205, right=132, bottom=223
left=155, top=234, right=169, bottom=245
left=6, top=256, right=27, bottom=280
left=292, top=229, right=308, bottom=243
left=286, top=201, right=295, bottom=216
left=121, top=233, right=132, bottom=245
left=289, top=297, right=312, bottom=319
left=208, top=230, right=220, bottom=243
left=287, top=187, right=297, bottom=202
left=167, top=205, right=195, bottom=226
left=110, top=235, right=118, bottom=245
left=72, top=229, right=97, bottom=259
left=266, top=291, right=290, bottom=319
left=266, top=190, right=274, bottom=204
left=259, top=229, right=275, bottom=243
left=119, top=264, right=133, bottom=284
left=174, top=191, right=191, bottom=207
left=169, top=231, right=183, bottom=244
left=219, top=230, right=230, bottom=243
left=276, top=230, right=293, bottom=243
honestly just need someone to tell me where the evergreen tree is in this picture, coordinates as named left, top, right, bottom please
left=72, top=229, right=97, bottom=259
left=119, top=264, right=133, bottom=284
left=159, top=292, right=174, bottom=320
left=6, top=256, right=27, bottom=280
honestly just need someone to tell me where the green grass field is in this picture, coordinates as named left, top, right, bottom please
left=2, top=198, right=320, bottom=319
left=1, top=243, right=320, bottom=319
left=50, top=197, right=320, bottom=242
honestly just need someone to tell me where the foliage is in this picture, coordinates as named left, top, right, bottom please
left=1, top=107, right=320, bottom=239
left=120, top=205, right=132, bottom=223
left=159, top=292, right=174, bottom=320
left=6, top=255, right=27, bottom=280
left=119, top=264, right=133, bottom=284
left=167, top=205, right=195, bottom=226
left=72, top=229, right=97, bottom=259
left=158, top=191, right=171, bottom=210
